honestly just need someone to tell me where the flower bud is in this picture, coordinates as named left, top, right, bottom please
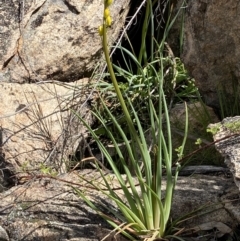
left=106, top=16, right=112, bottom=26
left=98, top=25, right=103, bottom=36
left=104, top=8, right=110, bottom=19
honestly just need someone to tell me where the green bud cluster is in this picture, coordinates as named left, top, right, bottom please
left=98, top=0, right=113, bottom=36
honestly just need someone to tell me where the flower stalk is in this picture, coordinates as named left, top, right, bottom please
left=100, top=1, right=139, bottom=140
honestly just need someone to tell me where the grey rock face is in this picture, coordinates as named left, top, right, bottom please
left=0, top=0, right=130, bottom=82
left=0, top=79, right=94, bottom=185
left=0, top=170, right=237, bottom=240
left=0, top=226, right=9, bottom=241
left=209, top=116, right=240, bottom=190
left=181, top=0, right=240, bottom=107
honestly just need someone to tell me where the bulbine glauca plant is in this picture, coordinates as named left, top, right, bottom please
left=74, top=0, right=188, bottom=240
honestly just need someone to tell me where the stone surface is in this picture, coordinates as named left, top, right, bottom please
left=179, top=0, right=240, bottom=108
left=169, top=101, right=219, bottom=135
left=0, top=0, right=130, bottom=82
left=0, top=225, right=9, bottom=241
left=0, top=79, right=94, bottom=187
left=209, top=116, right=240, bottom=190
left=0, top=170, right=237, bottom=240
left=167, top=102, right=221, bottom=163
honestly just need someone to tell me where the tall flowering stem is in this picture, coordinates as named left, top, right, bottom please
left=99, top=0, right=139, bottom=140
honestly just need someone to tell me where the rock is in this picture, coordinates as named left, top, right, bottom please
left=0, top=170, right=238, bottom=240
left=167, top=102, right=221, bottom=164
left=209, top=116, right=240, bottom=190
left=0, top=226, right=9, bottom=241
left=0, top=79, right=94, bottom=186
left=169, top=101, right=219, bottom=134
left=172, top=0, right=240, bottom=108
left=0, top=0, right=130, bottom=82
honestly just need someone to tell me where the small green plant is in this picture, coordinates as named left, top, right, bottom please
left=207, top=123, right=221, bottom=135
left=75, top=0, right=188, bottom=240
left=195, top=138, right=202, bottom=147
left=39, top=163, right=57, bottom=176
left=21, top=161, right=30, bottom=172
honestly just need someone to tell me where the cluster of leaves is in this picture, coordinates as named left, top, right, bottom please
left=94, top=54, right=197, bottom=149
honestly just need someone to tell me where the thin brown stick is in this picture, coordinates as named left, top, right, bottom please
left=175, top=132, right=239, bottom=165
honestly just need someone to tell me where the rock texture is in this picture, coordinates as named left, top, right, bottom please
left=180, top=0, right=240, bottom=107
left=209, top=116, right=240, bottom=191
left=170, top=102, right=219, bottom=135
left=0, top=0, right=130, bottom=83
left=0, top=79, right=94, bottom=188
left=0, top=170, right=238, bottom=240
left=166, top=102, right=221, bottom=164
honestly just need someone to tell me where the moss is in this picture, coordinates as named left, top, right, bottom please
left=224, top=120, right=240, bottom=132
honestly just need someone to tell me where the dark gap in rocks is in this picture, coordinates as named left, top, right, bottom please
left=0, top=160, right=17, bottom=192
left=111, top=1, right=169, bottom=78
left=2, top=54, right=15, bottom=69
left=63, top=0, right=80, bottom=15
left=31, top=5, right=43, bottom=16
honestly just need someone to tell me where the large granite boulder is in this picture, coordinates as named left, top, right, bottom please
left=0, top=0, right=130, bottom=83
left=0, top=170, right=238, bottom=240
left=0, top=0, right=131, bottom=191
left=0, top=79, right=95, bottom=188
left=177, top=0, right=240, bottom=108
